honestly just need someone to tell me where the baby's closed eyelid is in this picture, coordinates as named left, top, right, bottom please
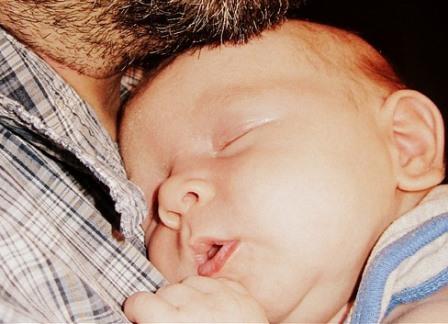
left=213, top=118, right=275, bottom=152
left=216, top=128, right=254, bottom=151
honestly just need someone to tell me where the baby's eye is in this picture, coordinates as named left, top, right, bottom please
left=214, top=118, right=274, bottom=155
left=214, top=128, right=258, bottom=158
left=220, top=128, right=254, bottom=151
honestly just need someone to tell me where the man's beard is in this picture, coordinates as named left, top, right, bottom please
left=116, top=0, right=301, bottom=57
left=1, top=0, right=302, bottom=76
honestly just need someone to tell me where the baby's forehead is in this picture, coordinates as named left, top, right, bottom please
left=141, top=20, right=388, bottom=99
left=124, top=20, right=396, bottom=130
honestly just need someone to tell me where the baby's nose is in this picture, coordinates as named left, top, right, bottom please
left=157, top=177, right=215, bottom=230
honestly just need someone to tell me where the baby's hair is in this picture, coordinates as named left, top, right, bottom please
left=283, top=20, right=406, bottom=105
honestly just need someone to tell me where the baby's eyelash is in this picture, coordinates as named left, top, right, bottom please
left=214, top=118, right=275, bottom=152
left=219, top=128, right=254, bottom=150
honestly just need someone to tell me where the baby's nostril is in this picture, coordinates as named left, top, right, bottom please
left=183, top=192, right=198, bottom=204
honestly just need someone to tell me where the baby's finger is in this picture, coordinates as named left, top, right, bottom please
left=124, top=291, right=179, bottom=323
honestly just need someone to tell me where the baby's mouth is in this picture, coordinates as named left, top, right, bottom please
left=193, top=240, right=239, bottom=276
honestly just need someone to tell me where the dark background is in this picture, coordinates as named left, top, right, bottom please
left=289, top=0, right=448, bottom=181
left=290, top=0, right=448, bottom=115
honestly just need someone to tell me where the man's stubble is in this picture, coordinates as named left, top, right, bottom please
left=0, top=0, right=301, bottom=77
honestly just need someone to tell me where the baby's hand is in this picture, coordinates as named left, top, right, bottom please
left=124, top=276, right=268, bottom=323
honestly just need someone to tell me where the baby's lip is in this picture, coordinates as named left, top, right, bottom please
left=192, top=239, right=239, bottom=277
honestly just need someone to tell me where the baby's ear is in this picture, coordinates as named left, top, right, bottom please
left=384, top=89, right=445, bottom=191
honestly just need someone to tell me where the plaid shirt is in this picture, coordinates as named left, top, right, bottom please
left=0, top=27, right=165, bottom=322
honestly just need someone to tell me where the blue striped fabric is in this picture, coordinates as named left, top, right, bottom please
left=350, top=210, right=448, bottom=323
left=0, top=27, right=165, bottom=322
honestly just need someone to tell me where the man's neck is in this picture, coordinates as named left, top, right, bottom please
left=42, top=55, right=123, bottom=141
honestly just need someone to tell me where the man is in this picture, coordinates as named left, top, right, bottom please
left=0, top=1, right=299, bottom=321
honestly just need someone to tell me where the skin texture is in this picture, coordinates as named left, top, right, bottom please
left=120, top=21, right=445, bottom=323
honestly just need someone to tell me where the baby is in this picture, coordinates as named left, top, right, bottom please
left=120, top=20, right=448, bottom=323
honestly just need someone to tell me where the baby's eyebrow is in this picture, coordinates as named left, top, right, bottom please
left=196, top=79, right=307, bottom=114
left=196, top=84, right=266, bottom=112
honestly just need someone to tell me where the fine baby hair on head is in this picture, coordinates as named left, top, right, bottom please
left=282, top=20, right=406, bottom=102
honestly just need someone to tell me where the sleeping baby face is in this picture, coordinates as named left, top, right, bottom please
left=120, top=21, right=401, bottom=322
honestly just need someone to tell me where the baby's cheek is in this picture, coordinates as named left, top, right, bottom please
left=143, top=216, right=158, bottom=247
left=147, top=225, right=184, bottom=282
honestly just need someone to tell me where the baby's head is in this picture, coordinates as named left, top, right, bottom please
left=119, top=20, right=445, bottom=323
